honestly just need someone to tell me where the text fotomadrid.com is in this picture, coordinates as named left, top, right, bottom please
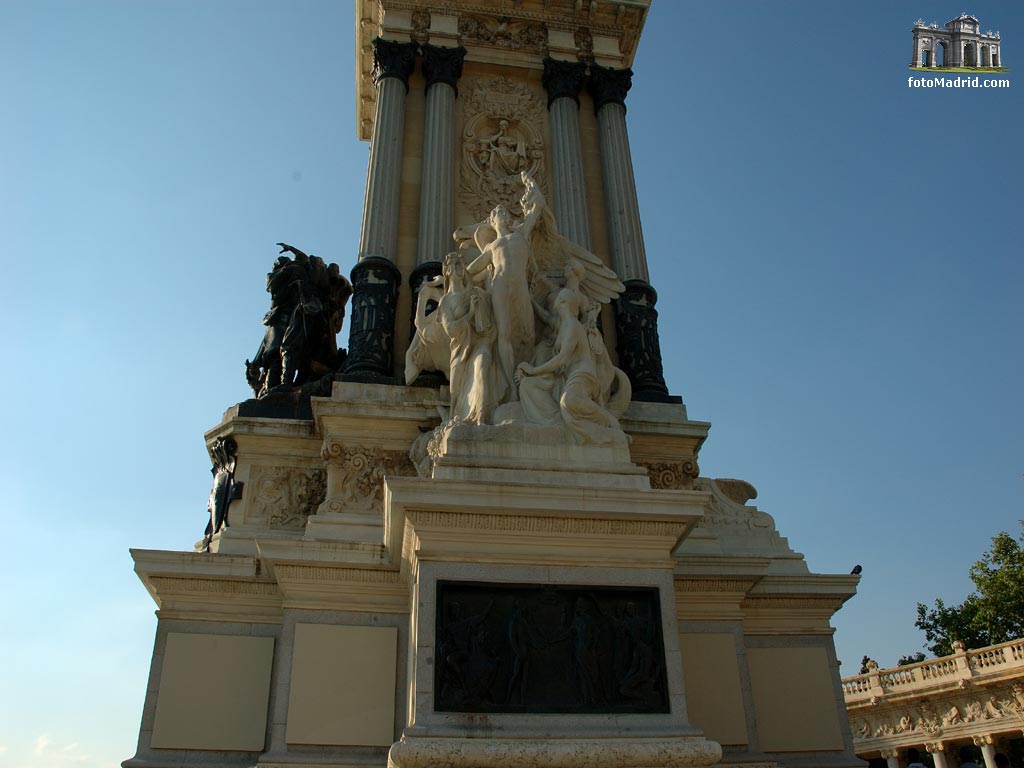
left=908, top=75, right=1010, bottom=88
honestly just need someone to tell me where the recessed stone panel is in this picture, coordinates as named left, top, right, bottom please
left=286, top=623, right=398, bottom=746
left=680, top=633, right=748, bottom=745
left=151, top=632, right=274, bottom=751
left=747, top=646, right=844, bottom=752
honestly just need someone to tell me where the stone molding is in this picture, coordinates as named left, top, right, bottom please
left=406, top=509, right=685, bottom=538
left=421, top=43, right=467, bottom=93
left=371, top=37, right=418, bottom=91
left=541, top=57, right=587, bottom=106
left=588, top=62, right=634, bottom=113
left=388, top=736, right=722, bottom=768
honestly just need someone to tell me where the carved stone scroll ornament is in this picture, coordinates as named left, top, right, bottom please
left=318, top=441, right=416, bottom=515
left=644, top=460, right=699, bottom=490
left=460, top=77, right=547, bottom=220
left=246, top=465, right=326, bottom=530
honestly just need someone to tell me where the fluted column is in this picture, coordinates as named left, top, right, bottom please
left=345, top=37, right=416, bottom=380
left=542, top=58, right=591, bottom=249
left=588, top=63, right=671, bottom=402
left=408, top=44, right=465, bottom=386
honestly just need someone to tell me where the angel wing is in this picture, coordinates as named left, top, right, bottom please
left=528, top=207, right=625, bottom=305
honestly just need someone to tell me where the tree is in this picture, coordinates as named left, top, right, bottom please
left=897, top=651, right=926, bottom=666
left=915, top=521, right=1024, bottom=657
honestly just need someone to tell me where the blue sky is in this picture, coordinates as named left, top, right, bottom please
left=2, top=2, right=1021, bottom=766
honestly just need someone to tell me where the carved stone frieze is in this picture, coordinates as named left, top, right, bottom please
left=459, top=76, right=547, bottom=219
left=319, top=442, right=416, bottom=514
left=459, top=15, right=548, bottom=53
left=247, top=465, right=326, bottom=530
left=644, top=460, right=699, bottom=490
left=850, top=682, right=1024, bottom=745
left=411, top=9, right=431, bottom=42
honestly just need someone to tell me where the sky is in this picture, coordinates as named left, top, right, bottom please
left=2, top=2, right=1022, bottom=766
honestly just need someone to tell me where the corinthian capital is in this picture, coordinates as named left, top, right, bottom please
left=371, top=38, right=418, bottom=90
left=542, top=58, right=587, bottom=107
left=587, top=63, right=633, bottom=113
left=421, top=44, right=467, bottom=94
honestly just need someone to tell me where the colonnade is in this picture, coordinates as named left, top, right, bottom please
left=343, top=37, right=671, bottom=401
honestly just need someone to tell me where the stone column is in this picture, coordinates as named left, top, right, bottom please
left=542, top=58, right=592, bottom=249
left=407, top=43, right=465, bottom=386
left=882, top=749, right=901, bottom=768
left=344, top=37, right=417, bottom=380
left=588, top=63, right=671, bottom=402
left=974, top=736, right=996, bottom=768
left=928, top=742, right=949, bottom=768
left=414, top=44, right=466, bottom=274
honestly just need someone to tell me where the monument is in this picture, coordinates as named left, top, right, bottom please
left=910, top=15, right=1003, bottom=69
left=123, top=3, right=864, bottom=768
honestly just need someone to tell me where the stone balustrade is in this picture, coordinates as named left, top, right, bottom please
left=842, top=638, right=1024, bottom=768
left=843, top=638, right=1024, bottom=704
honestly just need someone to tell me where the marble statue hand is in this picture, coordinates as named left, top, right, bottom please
left=514, top=362, right=535, bottom=386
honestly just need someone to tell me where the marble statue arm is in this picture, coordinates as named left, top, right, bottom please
left=516, top=332, right=574, bottom=380
left=465, top=247, right=493, bottom=278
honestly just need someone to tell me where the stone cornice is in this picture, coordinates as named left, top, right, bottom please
left=271, top=562, right=409, bottom=613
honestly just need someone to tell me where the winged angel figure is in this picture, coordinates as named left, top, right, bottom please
left=407, top=172, right=631, bottom=442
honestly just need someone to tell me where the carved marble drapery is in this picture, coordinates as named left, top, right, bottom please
left=542, top=58, right=592, bottom=250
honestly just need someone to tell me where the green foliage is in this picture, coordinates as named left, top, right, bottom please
left=915, top=522, right=1024, bottom=656
left=897, top=651, right=926, bottom=666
